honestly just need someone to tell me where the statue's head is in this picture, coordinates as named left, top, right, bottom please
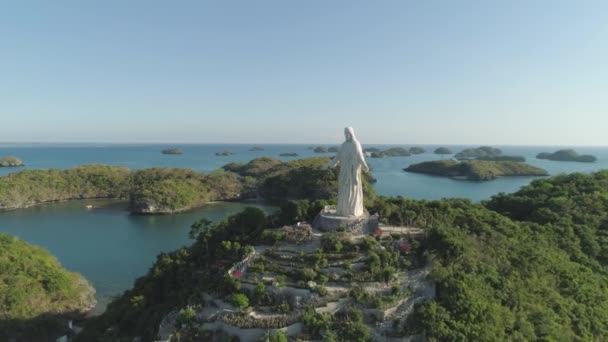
left=344, top=127, right=355, bottom=142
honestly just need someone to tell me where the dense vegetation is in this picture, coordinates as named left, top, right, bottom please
left=0, top=157, right=346, bottom=214
left=0, top=156, right=24, bottom=167
left=74, top=170, right=608, bottom=341
left=537, top=149, right=597, bottom=162
left=404, top=160, right=548, bottom=181
left=0, top=234, right=95, bottom=341
left=161, top=148, right=183, bottom=155
left=0, top=165, right=131, bottom=210
left=455, top=146, right=502, bottom=160
left=400, top=171, right=608, bottom=341
left=129, top=168, right=243, bottom=214
left=225, top=157, right=376, bottom=202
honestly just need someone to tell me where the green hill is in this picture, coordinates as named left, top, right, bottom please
left=0, top=233, right=95, bottom=340
left=77, top=171, right=608, bottom=341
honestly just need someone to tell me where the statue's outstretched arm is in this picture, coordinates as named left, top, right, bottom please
left=326, top=156, right=339, bottom=169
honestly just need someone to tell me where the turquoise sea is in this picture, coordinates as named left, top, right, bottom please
left=1, top=143, right=607, bottom=312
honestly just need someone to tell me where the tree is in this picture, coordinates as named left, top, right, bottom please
left=322, top=329, right=338, bottom=342
left=268, top=331, right=288, bottom=342
left=231, top=293, right=249, bottom=311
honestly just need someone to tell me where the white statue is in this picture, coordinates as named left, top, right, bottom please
left=326, top=127, right=369, bottom=217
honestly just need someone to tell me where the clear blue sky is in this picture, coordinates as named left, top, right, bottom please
left=1, top=1, right=607, bottom=145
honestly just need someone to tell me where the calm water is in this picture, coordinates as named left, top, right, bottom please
left=0, top=143, right=607, bottom=312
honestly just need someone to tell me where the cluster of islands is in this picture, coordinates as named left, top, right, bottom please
left=0, top=146, right=605, bottom=341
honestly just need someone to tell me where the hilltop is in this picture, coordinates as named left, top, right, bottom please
left=75, top=170, right=608, bottom=341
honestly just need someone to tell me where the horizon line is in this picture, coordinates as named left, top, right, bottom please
left=1, top=141, right=607, bottom=148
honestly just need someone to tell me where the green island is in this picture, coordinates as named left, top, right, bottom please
left=537, top=149, right=597, bottom=162
left=0, top=157, right=374, bottom=214
left=161, top=148, right=183, bottom=155
left=313, top=146, right=328, bottom=153
left=72, top=170, right=608, bottom=341
left=216, top=151, right=235, bottom=156
left=433, top=147, right=453, bottom=155
left=370, top=147, right=411, bottom=158
left=455, top=146, right=502, bottom=160
left=248, top=147, right=264, bottom=151
left=408, top=147, right=425, bottom=154
left=279, top=152, right=299, bottom=157
left=0, top=156, right=24, bottom=167
left=404, top=160, right=547, bottom=181
left=452, top=146, right=526, bottom=162
left=0, top=234, right=96, bottom=341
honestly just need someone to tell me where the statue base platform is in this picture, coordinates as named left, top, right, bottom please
left=313, top=206, right=379, bottom=233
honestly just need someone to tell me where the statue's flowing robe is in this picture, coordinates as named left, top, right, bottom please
left=329, top=128, right=367, bottom=217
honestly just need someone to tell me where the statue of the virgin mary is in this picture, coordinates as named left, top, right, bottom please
left=326, top=127, right=369, bottom=217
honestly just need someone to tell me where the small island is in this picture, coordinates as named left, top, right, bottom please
left=313, top=146, right=328, bottom=153
left=404, top=160, right=547, bottom=181
left=537, top=149, right=597, bottom=163
left=409, top=147, right=426, bottom=154
left=0, top=156, right=24, bottom=167
left=454, top=146, right=525, bottom=162
left=434, top=147, right=453, bottom=155
left=455, top=146, right=502, bottom=160
left=279, top=152, right=299, bottom=157
left=161, top=148, right=183, bottom=155
left=371, top=147, right=411, bottom=158
left=248, top=146, right=264, bottom=151
left=216, top=151, right=235, bottom=156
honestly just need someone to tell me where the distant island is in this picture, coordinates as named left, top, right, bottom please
left=371, top=147, right=411, bottom=158
left=455, top=146, right=502, bottom=160
left=537, top=149, right=597, bottom=163
left=404, top=160, right=547, bottom=181
left=409, top=147, right=426, bottom=154
left=454, top=146, right=525, bottom=162
left=434, top=147, right=453, bottom=155
left=0, top=156, right=24, bottom=167
left=279, top=152, right=299, bottom=157
left=216, top=151, right=235, bottom=156
left=313, top=146, right=328, bottom=153
left=248, top=146, right=264, bottom=151
left=161, top=148, right=183, bottom=155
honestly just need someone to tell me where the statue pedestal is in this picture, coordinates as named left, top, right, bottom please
left=313, top=206, right=378, bottom=233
